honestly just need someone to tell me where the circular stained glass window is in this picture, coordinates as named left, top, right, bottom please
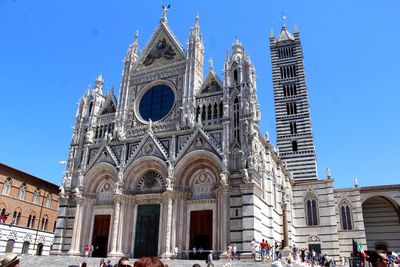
left=139, top=84, right=174, bottom=121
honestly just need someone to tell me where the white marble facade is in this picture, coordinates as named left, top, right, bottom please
left=51, top=10, right=400, bottom=259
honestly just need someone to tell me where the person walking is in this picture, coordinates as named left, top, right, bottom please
left=368, top=251, right=389, bottom=267
left=232, top=243, right=237, bottom=260
left=260, top=239, right=268, bottom=263
left=251, top=238, right=257, bottom=261
left=206, top=250, right=215, bottom=267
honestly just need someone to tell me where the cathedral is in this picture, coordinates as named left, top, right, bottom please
left=51, top=9, right=400, bottom=259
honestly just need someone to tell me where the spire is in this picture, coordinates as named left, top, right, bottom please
left=208, top=58, right=214, bottom=72
left=160, top=4, right=171, bottom=23
left=132, top=30, right=139, bottom=54
left=270, top=28, right=275, bottom=38
left=93, top=73, right=104, bottom=94
left=191, top=12, right=201, bottom=39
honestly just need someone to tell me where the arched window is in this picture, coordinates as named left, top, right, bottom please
left=305, top=194, right=319, bottom=226
left=21, top=241, right=30, bottom=254
left=234, top=69, right=238, bottom=85
left=5, top=239, right=15, bottom=253
left=40, top=215, right=49, bottom=231
left=27, top=212, right=36, bottom=228
left=88, top=101, right=93, bottom=116
left=12, top=210, right=21, bottom=225
left=219, top=102, right=223, bottom=118
left=196, top=106, right=201, bottom=121
left=201, top=105, right=206, bottom=121
left=18, top=183, right=27, bottom=200
left=207, top=104, right=212, bottom=120
left=213, top=103, right=218, bottom=119
left=45, top=194, right=52, bottom=208
left=340, top=201, right=353, bottom=230
left=32, top=189, right=40, bottom=204
left=2, top=177, right=12, bottom=195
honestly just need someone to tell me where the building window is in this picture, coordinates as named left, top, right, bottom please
left=40, top=216, right=49, bottom=231
left=278, top=46, right=294, bottom=59
left=305, top=195, right=319, bottom=226
left=340, top=201, right=353, bottom=230
left=290, top=122, right=297, bottom=134
left=280, top=65, right=297, bottom=79
left=45, top=194, right=52, bottom=208
left=32, top=189, right=40, bottom=204
left=286, top=102, right=297, bottom=115
left=233, top=97, right=240, bottom=143
left=2, top=178, right=12, bottom=195
left=18, top=183, right=27, bottom=200
left=283, top=84, right=297, bottom=97
left=138, top=84, right=175, bottom=122
left=27, top=214, right=36, bottom=228
left=5, top=239, right=15, bottom=253
left=292, top=140, right=298, bottom=152
left=21, top=241, right=30, bottom=254
left=234, top=69, right=239, bottom=85
left=12, top=210, right=21, bottom=225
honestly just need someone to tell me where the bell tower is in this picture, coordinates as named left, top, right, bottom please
left=270, top=21, right=318, bottom=180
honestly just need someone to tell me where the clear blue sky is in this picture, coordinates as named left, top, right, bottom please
left=1, top=1, right=399, bottom=188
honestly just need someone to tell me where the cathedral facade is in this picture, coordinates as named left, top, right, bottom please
left=51, top=11, right=400, bottom=259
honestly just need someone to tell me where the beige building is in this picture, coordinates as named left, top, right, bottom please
left=51, top=10, right=400, bottom=259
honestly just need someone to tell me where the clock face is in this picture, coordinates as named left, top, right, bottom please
left=138, top=84, right=175, bottom=122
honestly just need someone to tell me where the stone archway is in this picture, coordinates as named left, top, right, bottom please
left=362, top=196, right=400, bottom=252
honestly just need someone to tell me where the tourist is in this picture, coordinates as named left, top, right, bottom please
left=275, top=241, right=280, bottom=260
left=285, top=257, right=294, bottom=267
left=232, top=243, right=237, bottom=260
left=133, top=257, right=168, bottom=267
left=107, top=259, right=113, bottom=267
left=368, top=251, right=389, bottom=267
left=0, top=253, right=20, bottom=267
left=85, top=244, right=90, bottom=257
left=99, top=259, right=106, bottom=267
left=293, top=245, right=298, bottom=261
left=193, top=264, right=201, bottom=267
left=206, top=250, right=215, bottom=267
left=173, top=246, right=179, bottom=259
left=118, top=257, right=132, bottom=267
left=226, top=243, right=232, bottom=261
left=81, top=261, right=87, bottom=267
left=266, top=240, right=271, bottom=260
left=251, top=238, right=257, bottom=261
left=260, top=239, right=268, bottom=263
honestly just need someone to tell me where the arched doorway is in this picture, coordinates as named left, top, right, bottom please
left=362, top=196, right=400, bottom=252
left=36, top=243, right=44, bottom=255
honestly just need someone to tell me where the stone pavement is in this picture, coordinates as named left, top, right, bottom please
left=19, top=255, right=304, bottom=267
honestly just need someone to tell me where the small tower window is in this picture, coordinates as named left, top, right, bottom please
left=286, top=102, right=297, bottom=115
left=88, top=101, right=93, bottom=116
left=234, top=69, right=239, bottom=85
left=292, top=140, right=298, bottom=152
left=233, top=97, right=240, bottom=143
left=290, top=122, right=297, bottom=134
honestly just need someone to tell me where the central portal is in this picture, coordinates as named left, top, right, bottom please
left=190, top=210, right=213, bottom=256
left=91, top=214, right=111, bottom=257
left=134, top=204, right=160, bottom=258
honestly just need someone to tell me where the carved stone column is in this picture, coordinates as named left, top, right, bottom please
left=215, top=185, right=229, bottom=252
left=108, top=195, right=124, bottom=257
left=162, top=192, right=173, bottom=258
left=68, top=195, right=85, bottom=255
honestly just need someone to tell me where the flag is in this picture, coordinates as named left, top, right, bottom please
left=0, top=212, right=10, bottom=223
left=353, top=239, right=366, bottom=258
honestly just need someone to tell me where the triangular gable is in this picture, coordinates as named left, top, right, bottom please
left=98, top=95, right=117, bottom=116
left=277, top=26, right=294, bottom=42
left=136, top=22, right=186, bottom=70
left=125, top=133, right=168, bottom=167
left=199, top=70, right=223, bottom=94
left=175, top=127, right=222, bottom=163
left=85, top=144, right=120, bottom=174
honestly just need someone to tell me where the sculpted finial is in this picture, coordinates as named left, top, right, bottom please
left=161, top=4, right=171, bottom=23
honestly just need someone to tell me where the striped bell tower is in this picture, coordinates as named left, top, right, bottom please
left=269, top=21, right=318, bottom=180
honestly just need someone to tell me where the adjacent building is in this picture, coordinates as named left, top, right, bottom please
left=0, top=163, right=60, bottom=255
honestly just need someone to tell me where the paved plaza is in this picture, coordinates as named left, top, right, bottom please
left=19, top=255, right=302, bottom=267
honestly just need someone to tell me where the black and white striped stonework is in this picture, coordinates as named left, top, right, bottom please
left=270, top=26, right=318, bottom=180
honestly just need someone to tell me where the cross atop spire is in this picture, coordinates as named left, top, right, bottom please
left=161, top=4, right=171, bottom=23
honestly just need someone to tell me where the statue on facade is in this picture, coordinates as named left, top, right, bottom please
left=114, top=182, right=123, bottom=195
left=243, top=168, right=250, bottom=183
left=74, top=186, right=82, bottom=198
left=59, top=185, right=67, bottom=198
left=220, top=173, right=228, bottom=186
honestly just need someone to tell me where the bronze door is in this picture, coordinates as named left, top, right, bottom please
left=134, top=204, right=160, bottom=258
left=91, top=214, right=111, bottom=257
